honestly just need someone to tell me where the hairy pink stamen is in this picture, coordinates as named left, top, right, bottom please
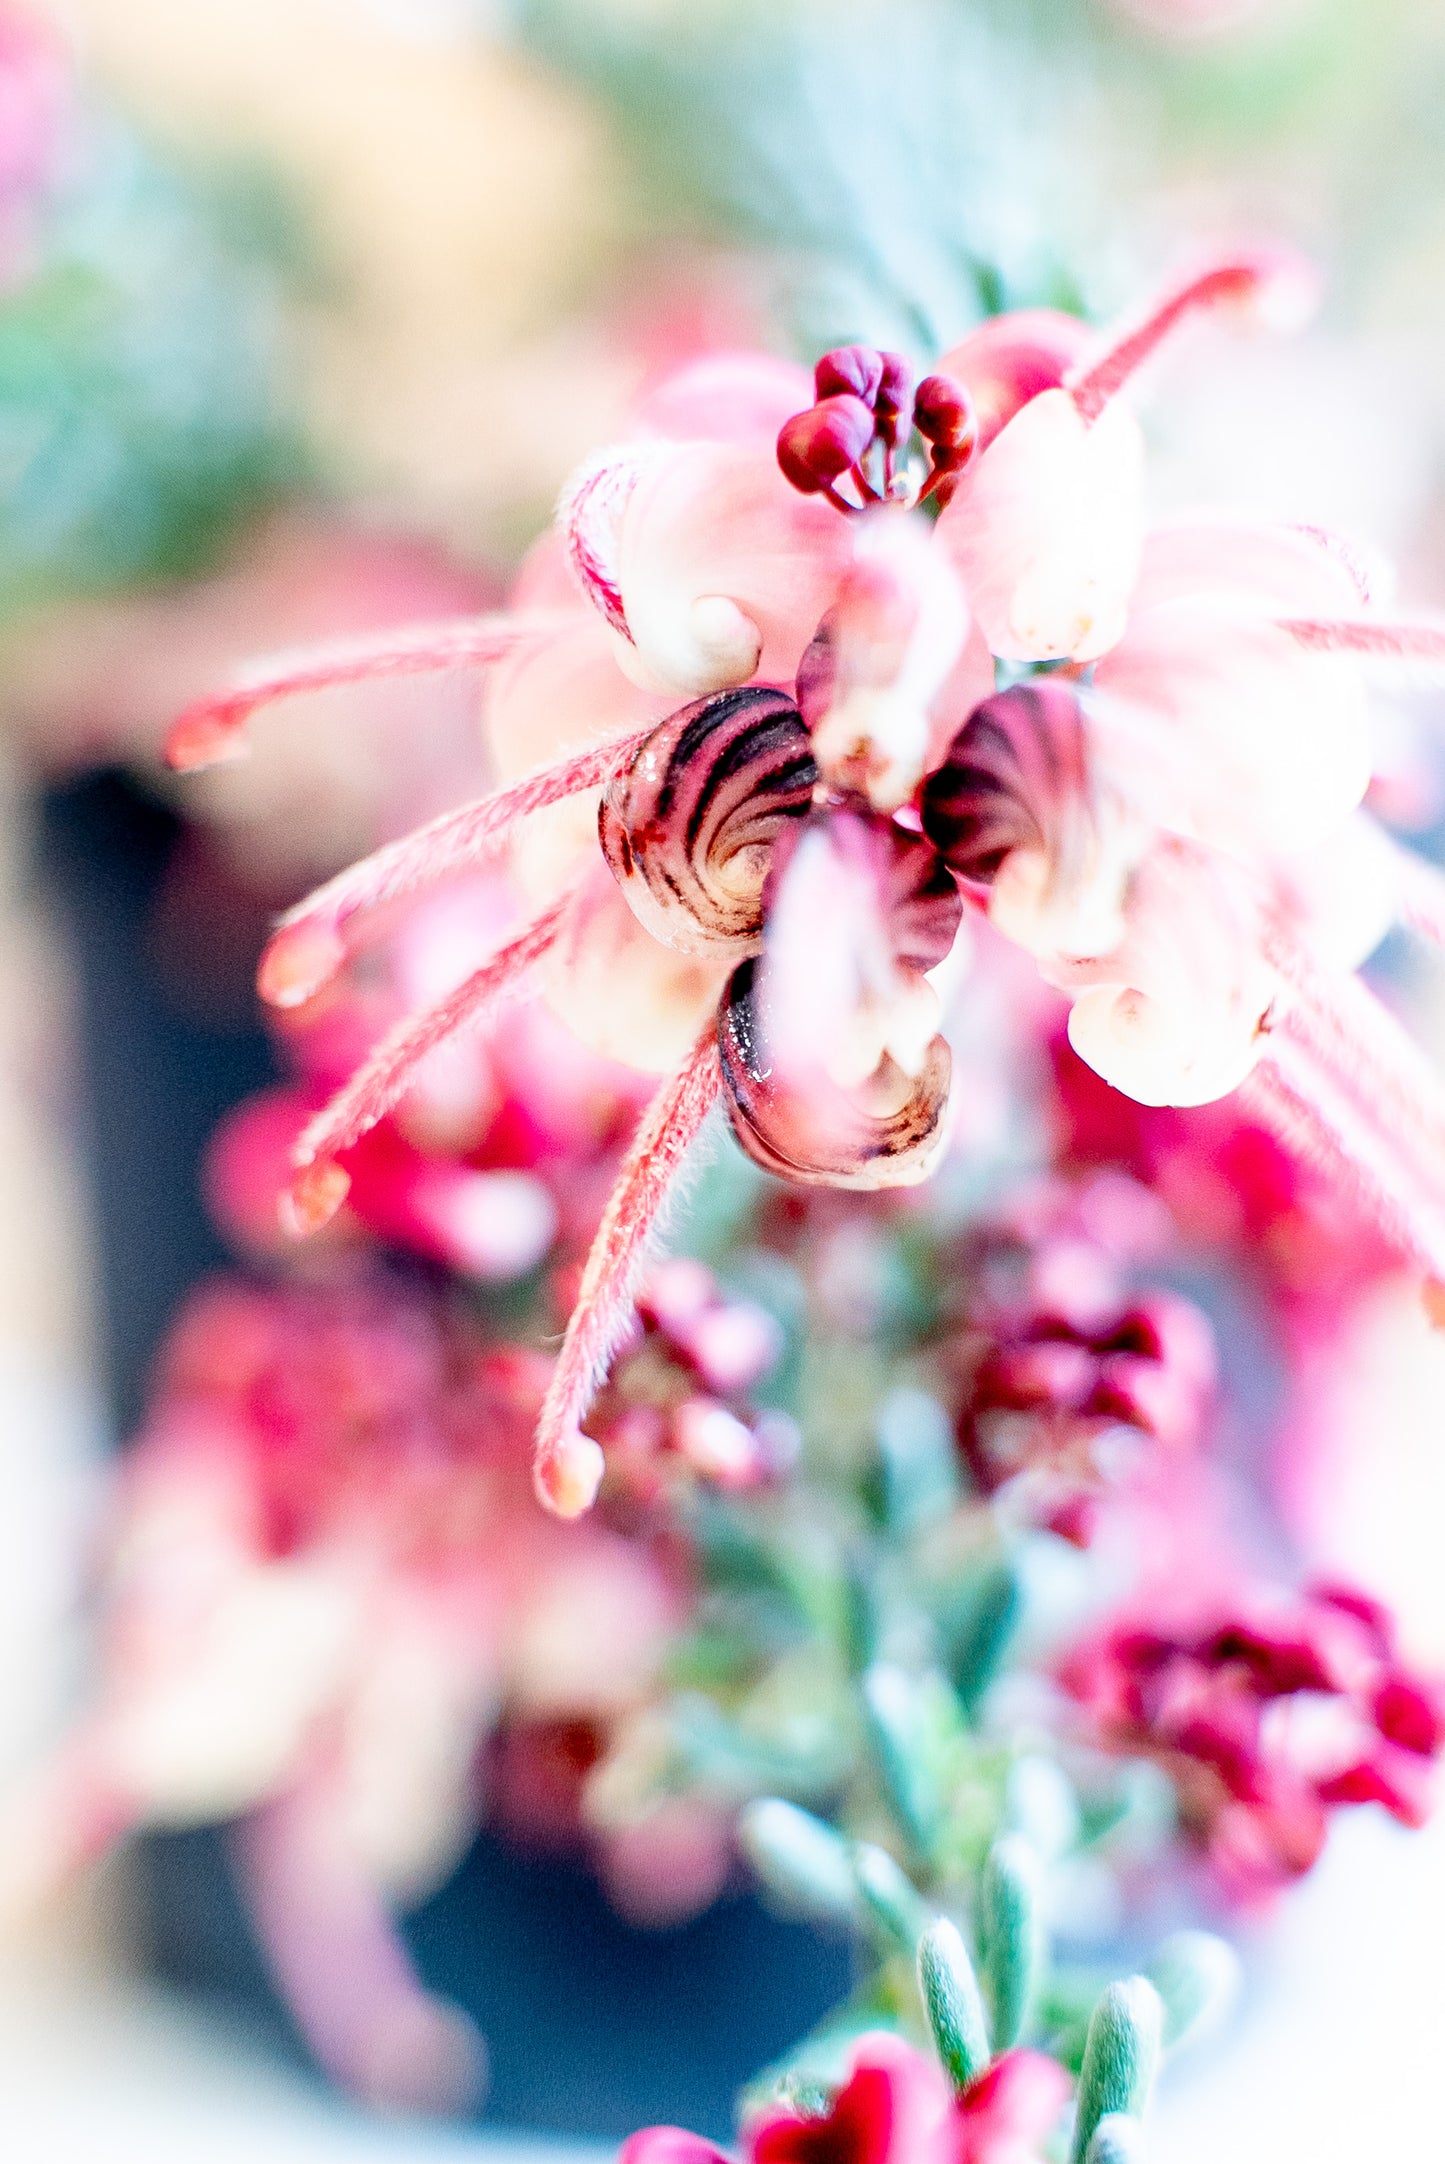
left=559, top=450, right=651, bottom=639
left=533, top=1027, right=723, bottom=1519
left=1247, top=1045, right=1445, bottom=1282
left=1288, top=525, right=1376, bottom=605
left=1066, top=251, right=1310, bottom=424
left=1277, top=615, right=1445, bottom=661
left=1266, top=931, right=1445, bottom=1195
left=165, top=614, right=560, bottom=772
left=257, top=726, right=654, bottom=1009
left=285, top=891, right=575, bottom=1234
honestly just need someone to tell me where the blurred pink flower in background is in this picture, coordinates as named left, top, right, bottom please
left=1, top=1271, right=724, bottom=2111
left=0, top=6, right=71, bottom=283
left=1065, top=1581, right=1444, bottom=1894
left=942, top=1173, right=1217, bottom=1539
left=208, top=876, right=653, bottom=1281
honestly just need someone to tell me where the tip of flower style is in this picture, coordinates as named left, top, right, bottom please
left=257, top=921, right=348, bottom=1010
left=1065, top=245, right=1320, bottom=423
left=164, top=697, right=254, bottom=772
left=534, top=1428, right=606, bottom=1518
left=283, top=1157, right=352, bottom=1237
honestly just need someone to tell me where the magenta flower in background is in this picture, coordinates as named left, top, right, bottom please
left=1064, top=1581, right=1444, bottom=1891
left=621, top=2032, right=1071, bottom=2164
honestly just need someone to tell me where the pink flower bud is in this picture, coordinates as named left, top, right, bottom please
left=913, top=373, right=978, bottom=455
left=874, top=350, right=913, bottom=438
left=815, top=344, right=885, bottom=405
left=777, top=395, right=876, bottom=492
left=1374, top=1673, right=1444, bottom=1758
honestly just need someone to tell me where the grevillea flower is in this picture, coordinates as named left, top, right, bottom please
left=166, top=250, right=1445, bottom=1515
left=944, top=1178, right=1216, bottom=1532
left=1063, top=1581, right=1444, bottom=1893
left=620, top=2033, right=1071, bottom=2164
left=0, top=1274, right=693, bottom=2109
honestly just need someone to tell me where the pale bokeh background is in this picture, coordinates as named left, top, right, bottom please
left=4, top=0, right=1445, bottom=2156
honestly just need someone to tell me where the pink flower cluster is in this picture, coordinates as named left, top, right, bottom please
left=941, top=1176, right=1215, bottom=1536
left=1065, top=1582, right=1444, bottom=1890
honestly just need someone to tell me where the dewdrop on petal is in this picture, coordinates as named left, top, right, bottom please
left=613, top=439, right=852, bottom=697
left=612, top=595, right=762, bottom=697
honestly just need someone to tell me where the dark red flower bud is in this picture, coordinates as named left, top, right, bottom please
left=814, top=343, right=884, bottom=405
left=914, top=371, right=978, bottom=456
left=1374, top=1671, right=1445, bottom=1757
left=874, top=350, right=913, bottom=434
left=1317, top=1756, right=1430, bottom=1825
left=911, top=373, right=978, bottom=503
left=776, top=394, right=876, bottom=493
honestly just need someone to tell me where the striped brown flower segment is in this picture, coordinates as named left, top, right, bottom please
left=764, top=805, right=963, bottom=972
left=599, top=686, right=818, bottom=957
left=717, top=958, right=953, bottom=1189
left=919, top=680, right=1090, bottom=886
left=874, top=819, right=963, bottom=971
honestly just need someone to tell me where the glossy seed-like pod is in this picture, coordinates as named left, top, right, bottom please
left=599, top=686, right=817, bottom=957
left=717, top=958, right=953, bottom=1188
left=920, top=680, right=1090, bottom=884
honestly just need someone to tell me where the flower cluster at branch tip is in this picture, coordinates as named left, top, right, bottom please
left=166, top=245, right=1445, bottom=1516
left=1065, top=1581, right=1445, bottom=1891
left=942, top=1176, right=1216, bottom=1538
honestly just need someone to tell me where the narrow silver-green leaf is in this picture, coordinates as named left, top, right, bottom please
left=861, top=1663, right=943, bottom=1857
left=852, top=1841, right=931, bottom=1952
left=1071, top=1977, right=1163, bottom=2164
left=917, top=1917, right=990, bottom=2092
left=981, top=1833, right=1044, bottom=2049
left=1147, top=1930, right=1240, bottom=2050
left=1085, top=2112, right=1145, bottom=2164
left=740, top=1799, right=859, bottom=1924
